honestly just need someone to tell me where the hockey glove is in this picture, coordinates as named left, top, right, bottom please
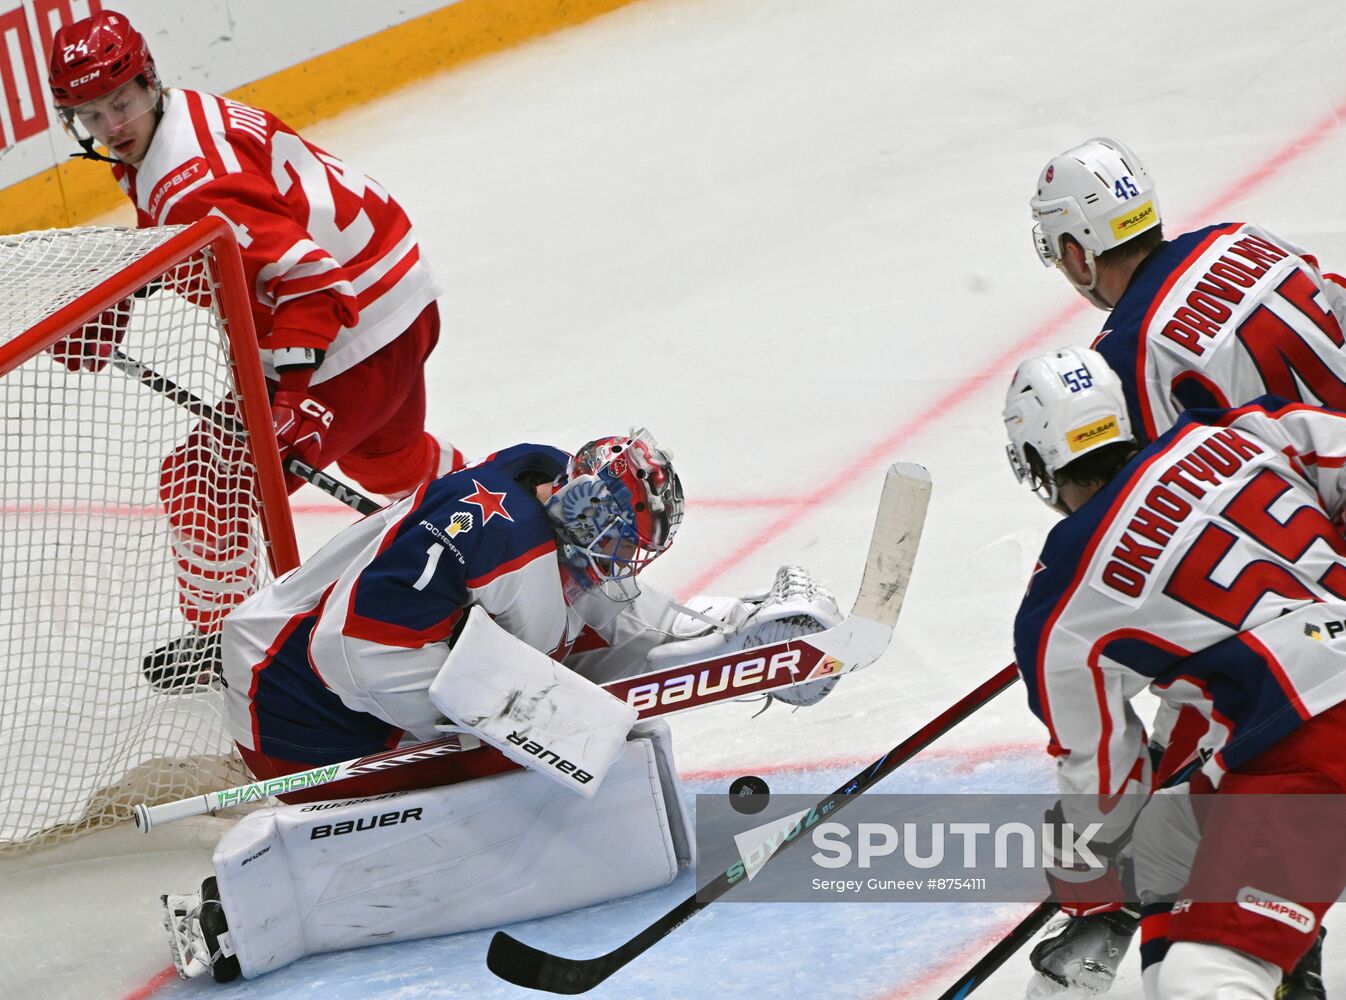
left=644, top=566, right=844, bottom=708
left=270, top=349, right=332, bottom=477
left=1043, top=801, right=1126, bottom=918
left=49, top=298, right=132, bottom=372
left=1028, top=908, right=1140, bottom=995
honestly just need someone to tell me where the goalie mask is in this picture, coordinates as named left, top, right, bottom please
left=1003, top=346, right=1134, bottom=508
left=48, top=10, right=162, bottom=164
left=547, top=429, right=683, bottom=601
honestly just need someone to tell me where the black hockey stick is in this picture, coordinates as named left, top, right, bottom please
left=109, top=349, right=382, bottom=516
left=486, top=663, right=1022, bottom=994
left=937, top=901, right=1056, bottom=999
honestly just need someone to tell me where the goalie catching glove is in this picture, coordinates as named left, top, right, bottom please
left=646, top=565, right=845, bottom=708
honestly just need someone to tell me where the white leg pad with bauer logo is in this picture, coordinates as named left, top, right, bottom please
left=210, top=725, right=692, bottom=979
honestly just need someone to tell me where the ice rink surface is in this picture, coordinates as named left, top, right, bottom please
left=6, top=0, right=1346, bottom=997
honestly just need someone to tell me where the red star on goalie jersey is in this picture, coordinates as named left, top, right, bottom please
left=461, top=479, right=513, bottom=524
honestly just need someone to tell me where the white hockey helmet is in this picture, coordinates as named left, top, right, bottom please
left=1030, top=137, right=1160, bottom=267
left=1003, top=346, right=1134, bottom=506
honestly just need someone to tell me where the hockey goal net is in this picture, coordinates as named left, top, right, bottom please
left=0, top=219, right=297, bottom=853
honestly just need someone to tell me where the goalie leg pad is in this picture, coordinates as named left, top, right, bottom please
left=210, top=732, right=690, bottom=978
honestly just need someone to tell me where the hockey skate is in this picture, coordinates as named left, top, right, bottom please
left=1026, top=909, right=1139, bottom=997
left=162, top=876, right=240, bottom=983
left=142, top=630, right=222, bottom=692
left=1277, top=927, right=1327, bottom=1000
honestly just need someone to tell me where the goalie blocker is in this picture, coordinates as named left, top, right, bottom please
left=164, top=721, right=692, bottom=981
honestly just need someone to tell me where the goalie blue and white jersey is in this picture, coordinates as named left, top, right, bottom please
left=1014, top=400, right=1346, bottom=839
left=220, top=444, right=670, bottom=764
left=1093, top=223, right=1346, bottom=443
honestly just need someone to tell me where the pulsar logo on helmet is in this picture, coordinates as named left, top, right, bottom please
left=1111, top=200, right=1155, bottom=240
left=1066, top=417, right=1119, bottom=453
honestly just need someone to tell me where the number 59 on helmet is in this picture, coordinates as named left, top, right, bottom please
left=1003, top=346, right=1135, bottom=507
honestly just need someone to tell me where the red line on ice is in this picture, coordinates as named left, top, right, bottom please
left=679, top=740, right=1042, bottom=783
left=675, top=101, right=1346, bottom=598
left=116, top=967, right=176, bottom=1000
left=869, top=907, right=1042, bottom=1000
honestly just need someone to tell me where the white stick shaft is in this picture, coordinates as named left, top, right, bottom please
left=136, top=734, right=478, bottom=830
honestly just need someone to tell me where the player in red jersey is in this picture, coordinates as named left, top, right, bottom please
left=46, top=11, right=464, bottom=676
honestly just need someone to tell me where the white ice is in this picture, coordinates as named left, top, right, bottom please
left=6, top=0, right=1346, bottom=997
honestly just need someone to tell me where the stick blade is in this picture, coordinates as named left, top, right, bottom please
left=486, top=931, right=614, bottom=995
left=850, top=462, right=931, bottom=625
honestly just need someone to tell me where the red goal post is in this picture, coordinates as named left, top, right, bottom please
left=0, top=218, right=298, bottom=852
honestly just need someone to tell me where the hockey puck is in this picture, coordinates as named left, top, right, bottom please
left=728, top=775, right=770, bottom=814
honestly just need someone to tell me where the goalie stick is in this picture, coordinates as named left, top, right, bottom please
left=134, top=463, right=931, bottom=832
left=487, top=663, right=1021, bottom=994
left=109, top=349, right=382, bottom=516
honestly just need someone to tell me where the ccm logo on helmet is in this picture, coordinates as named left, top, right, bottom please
left=68, top=70, right=102, bottom=87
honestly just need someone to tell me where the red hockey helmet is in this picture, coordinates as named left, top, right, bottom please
left=546, top=429, right=684, bottom=598
left=48, top=10, right=157, bottom=108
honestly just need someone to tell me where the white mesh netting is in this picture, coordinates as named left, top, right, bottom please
left=0, top=226, right=277, bottom=852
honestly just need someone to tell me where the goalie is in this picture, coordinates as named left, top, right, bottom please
left=163, top=429, right=847, bottom=982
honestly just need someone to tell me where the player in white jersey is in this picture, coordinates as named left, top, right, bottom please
left=1025, top=138, right=1343, bottom=998
left=160, top=429, right=848, bottom=982
left=45, top=11, right=463, bottom=680
left=1004, top=346, right=1346, bottom=999
left=1030, top=136, right=1346, bottom=444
